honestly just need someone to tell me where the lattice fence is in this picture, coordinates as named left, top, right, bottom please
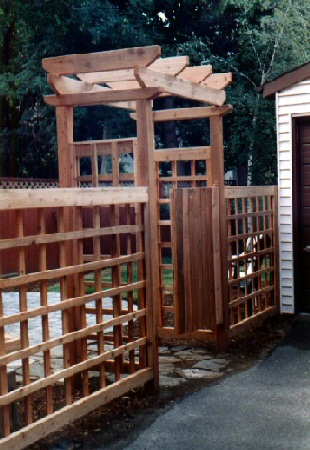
left=0, top=178, right=58, bottom=189
left=0, top=187, right=152, bottom=449
left=226, top=186, right=279, bottom=336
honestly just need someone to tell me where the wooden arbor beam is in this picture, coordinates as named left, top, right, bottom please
left=42, top=45, right=161, bottom=75
left=134, top=67, right=226, bottom=106
left=47, top=75, right=137, bottom=111
left=130, top=105, right=233, bottom=122
left=201, top=73, right=233, bottom=90
left=48, top=74, right=108, bottom=94
left=76, top=56, right=189, bottom=84
left=176, top=65, right=212, bottom=83
left=44, top=87, right=164, bottom=108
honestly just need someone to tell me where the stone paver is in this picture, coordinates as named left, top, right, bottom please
left=3, top=292, right=230, bottom=386
left=192, top=359, right=226, bottom=372
left=177, top=368, right=223, bottom=379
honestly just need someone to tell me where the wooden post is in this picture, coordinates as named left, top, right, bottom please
left=209, top=115, right=229, bottom=350
left=135, top=99, right=160, bottom=392
left=56, top=107, right=74, bottom=188
left=55, top=107, right=79, bottom=379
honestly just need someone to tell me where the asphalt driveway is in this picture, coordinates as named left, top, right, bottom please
left=124, top=315, right=310, bottom=450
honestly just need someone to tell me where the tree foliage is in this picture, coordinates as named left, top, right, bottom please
left=1, top=0, right=309, bottom=183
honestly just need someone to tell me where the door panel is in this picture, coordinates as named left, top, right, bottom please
left=296, top=118, right=310, bottom=312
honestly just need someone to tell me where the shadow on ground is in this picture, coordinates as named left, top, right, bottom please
left=28, top=314, right=295, bottom=450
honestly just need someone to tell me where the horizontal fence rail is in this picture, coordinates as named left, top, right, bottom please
left=0, top=187, right=152, bottom=449
left=225, top=186, right=279, bottom=336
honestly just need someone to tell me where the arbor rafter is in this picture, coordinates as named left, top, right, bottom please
left=42, top=45, right=232, bottom=108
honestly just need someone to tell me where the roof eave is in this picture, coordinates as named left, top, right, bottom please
left=263, top=61, right=310, bottom=99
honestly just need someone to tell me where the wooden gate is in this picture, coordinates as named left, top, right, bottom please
left=171, top=186, right=279, bottom=341
left=171, top=187, right=227, bottom=342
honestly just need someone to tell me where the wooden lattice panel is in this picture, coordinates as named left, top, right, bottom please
left=0, top=187, right=152, bottom=449
left=226, top=186, right=279, bottom=336
left=72, top=138, right=136, bottom=188
left=0, top=178, right=59, bottom=189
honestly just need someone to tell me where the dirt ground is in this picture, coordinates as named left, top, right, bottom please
left=26, top=314, right=293, bottom=450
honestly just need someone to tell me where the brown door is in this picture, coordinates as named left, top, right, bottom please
left=294, top=117, right=310, bottom=312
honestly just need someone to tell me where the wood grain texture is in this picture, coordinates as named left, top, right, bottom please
left=42, top=46, right=161, bottom=75
left=135, top=67, right=226, bottom=106
left=0, top=368, right=153, bottom=450
left=171, top=188, right=217, bottom=334
left=44, top=87, right=163, bottom=107
left=0, top=187, right=148, bottom=210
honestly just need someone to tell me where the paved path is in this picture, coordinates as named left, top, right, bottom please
left=125, top=316, right=310, bottom=450
left=2, top=292, right=128, bottom=344
left=2, top=292, right=133, bottom=377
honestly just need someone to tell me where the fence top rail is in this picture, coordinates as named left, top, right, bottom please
left=225, top=185, right=276, bottom=199
left=0, top=187, right=148, bottom=210
left=72, top=137, right=137, bottom=146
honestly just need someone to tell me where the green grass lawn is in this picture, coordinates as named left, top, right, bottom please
left=48, top=256, right=174, bottom=293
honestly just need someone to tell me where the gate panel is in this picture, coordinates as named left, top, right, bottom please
left=171, top=188, right=217, bottom=335
left=155, top=147, right=212, bottom=334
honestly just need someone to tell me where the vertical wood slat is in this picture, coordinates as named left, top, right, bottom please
left=17, top=210, right=33, bottom=425
left=74, top=206, right=89, bottom=396
left=93, top=205, right=106, bottom=388
left=136, top=203, right=147, bottom=370
left=112, top=141, right=120, bottom=187
left=111, top=141, right=122, bottom=381
left=110, top=202, right=122, bottom=382
left=58, top=208, right=73, bottom=405
left=126, top=204, right=135, bottom=373
left=171, top=187, right=217, bottom=334
left=91, top=144, right=99, bottom=187
left=38, top=209, right=53, bottom=415
left=74, top=144, right=81, bottom=187
left=0, top=254, right=11, bottom=436
left=171, top=190, right=185, bottom=335
left=273, top=187, right=280, bottom=311
left=211, top=187, right=222, bottom=325
left=183, top=190, right=192, bottom=330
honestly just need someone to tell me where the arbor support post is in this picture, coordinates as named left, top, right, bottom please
left=210, top=115, right=229, bottom=350
left=135, top=99, right=160, bottom=392
left=55, top=107, right=81, bottom=391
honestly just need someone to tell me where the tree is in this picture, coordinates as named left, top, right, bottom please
left=1, top=0, right=309, bottom=183
left=0, top=0, right=78, bottom=177
left=216, top=0, right=310, bottom=184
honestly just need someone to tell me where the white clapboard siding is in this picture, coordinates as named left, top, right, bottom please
left=276, top=77, right=310, bottom=313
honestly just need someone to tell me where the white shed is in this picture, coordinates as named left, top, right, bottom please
left=263, top=62, right=310, bottom=314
